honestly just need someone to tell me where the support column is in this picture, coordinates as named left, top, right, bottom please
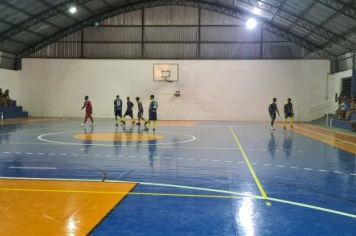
left=352, top=53, right=356, bottom=97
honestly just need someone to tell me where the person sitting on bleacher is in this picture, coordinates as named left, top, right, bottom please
left=3, top=89, right=10, bottom=107
left=0, top=88, right=4, bottom=107
left=338, top=98, right=346, bottom=120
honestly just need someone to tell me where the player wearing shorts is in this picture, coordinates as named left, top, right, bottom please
left=268, top=97, right=279, bottom=130
left=284, top=98, right=294, bottom=129
left=145, top=95, right=158, bottom=131
left=114, top=95, right=125, bottom=126
left=81, top=95, right=94, bottom=126
left=124, top=97, right=135, bottom=124
left=136, top=97, right=146, bottom=126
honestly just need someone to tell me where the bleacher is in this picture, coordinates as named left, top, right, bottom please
left=0, top=100, right=28, bottom=119
left=330, top=112, right=356, bottom=131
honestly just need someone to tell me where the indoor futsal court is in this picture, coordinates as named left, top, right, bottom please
left=1, top=0, right=356, bottom=235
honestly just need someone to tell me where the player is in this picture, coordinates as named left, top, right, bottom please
left=124, top=97, right=135, bottom=124
left=114, top=95, right=125, bottom=126
left=81, top=95, right=94, bottom=126
left=145, top=95, right=158, bottom=131
left=268, top=97, right=279, bottom=130
left=284, top=98, right=294, bottom=129
left=136, top=97, right=146, bottom=126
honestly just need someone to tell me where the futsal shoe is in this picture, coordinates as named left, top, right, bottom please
left=136, top=122, right=141, bottom=126
left=290, top=125, right=294, bottom=128
left=283, top=126, right=286, bottom=130
left=270, top=126, right=275, bottom=130
left=81, top=123, right=85, bottom=126
left=115, top=122, right=119, bottom=126
left=121, top=120, right=126, bottom=125
left=153, top=128, right=156, bottom=132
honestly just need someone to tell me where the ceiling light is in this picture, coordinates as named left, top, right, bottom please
left=246, top=18, right=257, bottom=30
left=68, top=6, right=77, bottom=14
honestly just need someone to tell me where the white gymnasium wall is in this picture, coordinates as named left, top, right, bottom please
left=0, top=68, right=21, bottom=103
left=20, top=59, right=330, bottom=121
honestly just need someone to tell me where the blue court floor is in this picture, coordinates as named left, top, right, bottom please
left=0, top=119, right=355, bottom=235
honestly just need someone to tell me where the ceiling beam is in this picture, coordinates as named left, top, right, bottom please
left=237, top=0, right=354, bottom=52
left=0, top=1, right=59, bottom=38
left=316, top=0, right=356, bottom=20
left=237, top=0, right=356, bottom=57
left=0, top=0, right=94, bottom=43
left=19, top=0, right=333, bottom=58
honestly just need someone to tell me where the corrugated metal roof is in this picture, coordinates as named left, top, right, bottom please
left=0, top=0, right=355, bottom=69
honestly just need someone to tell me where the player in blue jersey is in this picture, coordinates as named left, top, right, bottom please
left=136, top=97, right=146, bottom=126
left=283, top=98, right=294, bottom=129
left=114, top=95, right=125, bottom=126
left=145, top=95, right=158, bottom=131
left=268, top=97, right=280, bottom=130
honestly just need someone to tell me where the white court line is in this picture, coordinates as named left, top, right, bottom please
left=0, top=176, right=355, bottom=220
left=1, top=151, right=354, bottom=176
left=8, top=166, right=57, bottom=170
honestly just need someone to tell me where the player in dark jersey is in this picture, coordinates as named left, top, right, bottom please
left=124, top=97, right=135, bottom=125
left=284, top=98, right=294, bottom=129
left=268, top=97, right=279, bottom=130
left=145, top=95, right=158, bottom=131
left=81, top=95, right=94, bottom=126
left=114, top=95, right=125, bottom=126
left=136, top=97, right=146, bottom=126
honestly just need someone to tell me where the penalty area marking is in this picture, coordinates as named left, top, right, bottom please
left=37, top=130, right=196, bottom=147
left=1, top=176, right=356, bottom=220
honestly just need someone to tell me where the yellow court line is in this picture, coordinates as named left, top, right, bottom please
left=228, top=126, right=271, bottom=206
left=0, top=187, right=247, bottom=200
